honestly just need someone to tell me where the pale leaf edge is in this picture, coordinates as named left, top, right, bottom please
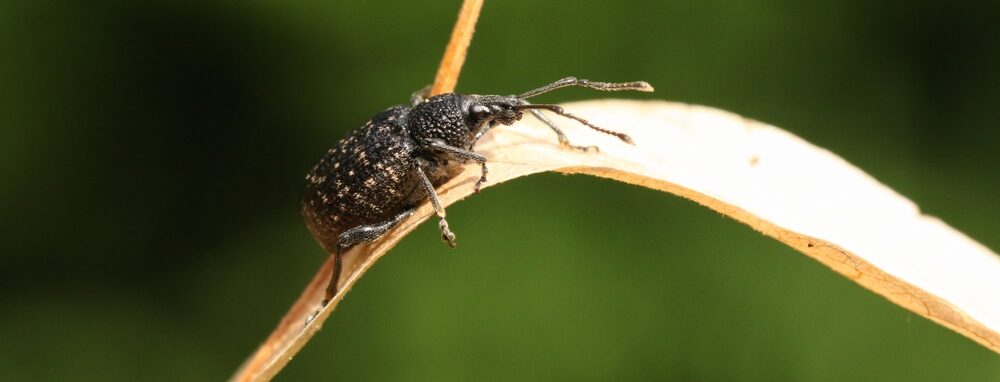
left=231, top=100, right=1000, bottom=382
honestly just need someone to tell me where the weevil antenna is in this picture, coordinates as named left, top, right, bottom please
left=517, top=77, right=653, bottom=99
left=514, top=103, right=634, bottom=144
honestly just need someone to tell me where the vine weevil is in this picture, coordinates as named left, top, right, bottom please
left=302, top=77, right=653, bottom=304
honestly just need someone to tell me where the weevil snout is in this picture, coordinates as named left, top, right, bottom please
left=465, top=96, right=523, bottom=127
left=488, top=105, right=522, bottom=126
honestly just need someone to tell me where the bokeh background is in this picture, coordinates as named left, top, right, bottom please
left=2, top=0, right=999, bottom=380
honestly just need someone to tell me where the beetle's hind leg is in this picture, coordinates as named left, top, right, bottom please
left=322, top=208, right=414, bottom=305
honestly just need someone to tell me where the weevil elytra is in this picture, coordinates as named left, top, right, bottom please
left=302, top=77, right=653, bottom=304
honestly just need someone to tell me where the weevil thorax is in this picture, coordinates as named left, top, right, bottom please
left=408, top=93, right=524, bottom=149
left=408, top=94, right=476, bottom=149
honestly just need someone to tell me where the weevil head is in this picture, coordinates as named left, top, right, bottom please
left=465, top=94, right=524, bottom=128
left=461, top=94, right=526, bottom=146
left=409, top=93, right=524, bottom=149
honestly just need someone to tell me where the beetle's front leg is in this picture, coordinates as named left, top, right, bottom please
left=472, top=120, right=500, bottom=145
left=425, top=140, right=489, bottom=192
left=410, top=84, right=432, bottom=106
left=414, top=158, right=457, bottom=248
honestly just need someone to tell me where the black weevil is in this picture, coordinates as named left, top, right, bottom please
left=302, top=77, right=653, bottom=303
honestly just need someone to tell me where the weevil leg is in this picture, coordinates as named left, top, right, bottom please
left=414, top=158, right=457, bottom=248
left=338, top=209, right=415, bottom=248
left=322, top=208, right=414, bottom=305
left=425, top=139, right=489, bottom=192
left=321, top=247, right=345, bottom=307
left=472, top=120, right=500, bottom=144
left=525, top=108, right=599, bottom=152
left=410, top=84, right=432, bottom=106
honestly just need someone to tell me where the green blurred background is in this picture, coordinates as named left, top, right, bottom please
left=2, top=0, right=999, bottom=380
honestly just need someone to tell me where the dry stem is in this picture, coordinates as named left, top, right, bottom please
left=430, top=0, right=483, bottom=95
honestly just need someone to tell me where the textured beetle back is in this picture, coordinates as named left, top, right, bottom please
left=301, top=106, right=421, bottom=252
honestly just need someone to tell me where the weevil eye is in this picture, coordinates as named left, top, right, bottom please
left=469, top=104, right=491, bottom=121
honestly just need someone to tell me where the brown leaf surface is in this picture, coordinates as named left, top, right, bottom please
left=232, top=99, right=1000, bottom=381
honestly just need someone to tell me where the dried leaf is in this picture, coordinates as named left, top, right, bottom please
left=232, top=99, right=1000, bottom=381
